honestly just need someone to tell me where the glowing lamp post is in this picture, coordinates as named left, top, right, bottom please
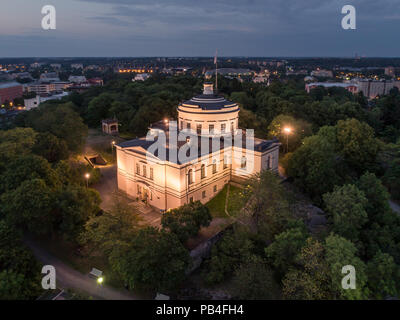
left=85, top=173, right=90, bottom=188
left=283, top=127, right=292, bottom=153
left=97, top=277, right=104, bottom=285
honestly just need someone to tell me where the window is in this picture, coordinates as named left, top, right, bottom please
left=150, top=192, right=153, bottom=201
left=202, top=190, right=206, bottom=199
left=188, top=169, right=193, bottom=185
left=143, top=165, right=147, bottom=177
left=213, top=185, right=217, bottom=193
left=212, top=160, right=217, bottom=174
left=223, top=155, right=228, bottom=169
left=196, top=124, right=202, bottom=135
left=136, top=163, right=140, bottom=175
left=180, top=121, right=183, bottom=130
left=209, top=124, right=214, bottom=134
left=221, top=123, right=226, bottom=133
left=189, top=196, right=194, bottom=203
left=187, top=122, right=191, bottom=130
left=137, top=185, right=140, bottom=194
left=231, top=122, right=234, bottom=132
left=201, top=164, right=206, bottom=179
left=150, top=168, right=154, bottom=180
left=241, top=156, right=247, bottom=169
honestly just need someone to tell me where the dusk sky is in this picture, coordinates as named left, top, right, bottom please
left=1, top=0, right=400, bottom=57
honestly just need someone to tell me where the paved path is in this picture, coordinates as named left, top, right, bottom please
left=390, top=200, right=400, bottom=215
left=25, top=238, right=139, bottom=300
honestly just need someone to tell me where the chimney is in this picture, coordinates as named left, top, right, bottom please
left=203, top=83, right=214, bottom=95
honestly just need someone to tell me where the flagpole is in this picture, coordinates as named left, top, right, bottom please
left=215, top=49, right=218, bottom=94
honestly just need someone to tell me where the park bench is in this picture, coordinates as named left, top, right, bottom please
left=89, top=268, right=103, bottom=279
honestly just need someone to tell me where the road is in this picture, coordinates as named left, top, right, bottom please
left=25, top=238, right=139, bottom=300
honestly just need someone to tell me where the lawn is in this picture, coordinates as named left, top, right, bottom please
left=206, top=184, right=243, bottom=218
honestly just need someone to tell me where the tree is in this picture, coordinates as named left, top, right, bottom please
left=0, top=179, right=55, bottom=235
left=0, top=270, right=41, bottom=300
left=287, top=134, right=344, bottom=202
left=204, top=228, right=254, bottom=285
left=282, top=238, right=332, bottom=300
left=324, top=234, right=369, bottom=300
left=336, top=119, right=380, bottom=172
left=323, top=184, right=368, bottom=243
left=33, top=132, right=69, bottom=163
left=81, top=195, right=140, bottom=254
left=0, top=221, right=42, bottom=300
left=161, top=201, right=212, bottom=243
left=110, top=227, right=190, bottom=292
left=56, top=185, right=101, bottom=241
left=267, top=114, right=312, bottom=152
left=265, top=226, right=308, bottom=275
left=0, top=127, right=37, bottom=167
left=23, top=103, right=87, bottom=153
left=231, top=255, right=279, bottom=299
left=243, top=170, right=292, bottom=239
left=367, top=251, right=399, bottom=299
left=0, top=154, right=59, bottom=194
left=356, top=172, right=391, bottom=224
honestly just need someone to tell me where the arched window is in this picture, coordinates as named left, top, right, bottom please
left=201, top=164, right=206, bottom=179
left=188, top=169, right=193, bottom=185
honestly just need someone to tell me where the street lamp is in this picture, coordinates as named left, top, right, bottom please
left=97, top=277, right=104, bottom=285
left=85, top=173, right=90, bottom=188
left=283, top=127, right=292, bottom=153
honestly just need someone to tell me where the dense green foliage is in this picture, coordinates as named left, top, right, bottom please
left=161, top=201, right=212, bottom=243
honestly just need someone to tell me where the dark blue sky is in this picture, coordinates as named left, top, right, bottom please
left=1, top=0, right=399, bottom=57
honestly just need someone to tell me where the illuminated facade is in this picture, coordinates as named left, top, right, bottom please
left=116, top=83, right=280, bottom=212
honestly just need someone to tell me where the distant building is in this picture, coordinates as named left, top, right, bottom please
left=50, top=64, right=62, bottom=69
left=24, top=95, right=40, bottom=110
left=71, top=64, right=84, bottom=69
left=26, top=82, right=56, bottom=95
left=0, top=82, right=23, bottom=104
left=311, top=69, right=334, bottom=78
left=40, top=72, right=60, bottom=82
left=384, top=66, right=396, bottom=77
left=305, top=82, right=358, bottom=94
left=68, top=75, right=87, bottom=83
left=205, top=68, right=253, bottom=79
left=253, top=75, right=269, bottom=84
left=24, top=92, right=70, bottom=110
left=133, top=73, right=150, bottom=82
left=11, top=72, right=33, bottom=80
left=88, top=78, right=104, bottom=86
left=356, top=79, right=395, bottom=99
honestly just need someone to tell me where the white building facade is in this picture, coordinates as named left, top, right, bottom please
left=116, top=83, right=280, bottom=212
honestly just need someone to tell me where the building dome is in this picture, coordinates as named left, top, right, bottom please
left=177, top=83, right=240, bottom=136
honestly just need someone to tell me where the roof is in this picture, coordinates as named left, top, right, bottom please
left=117, top=129, right=279, bottom=165
left=0, top=81, right=21, bottom=89
left=179, top=94, right=238, bottom=112
left=307, top=82, right=357, bottom=88
left=102, top=118, right=118, bottom=124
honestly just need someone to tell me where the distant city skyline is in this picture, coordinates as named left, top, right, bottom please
left=1, top=0, right=400, bottom=57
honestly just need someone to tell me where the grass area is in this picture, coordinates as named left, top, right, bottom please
left=206, top=184, right=243, bottom=218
